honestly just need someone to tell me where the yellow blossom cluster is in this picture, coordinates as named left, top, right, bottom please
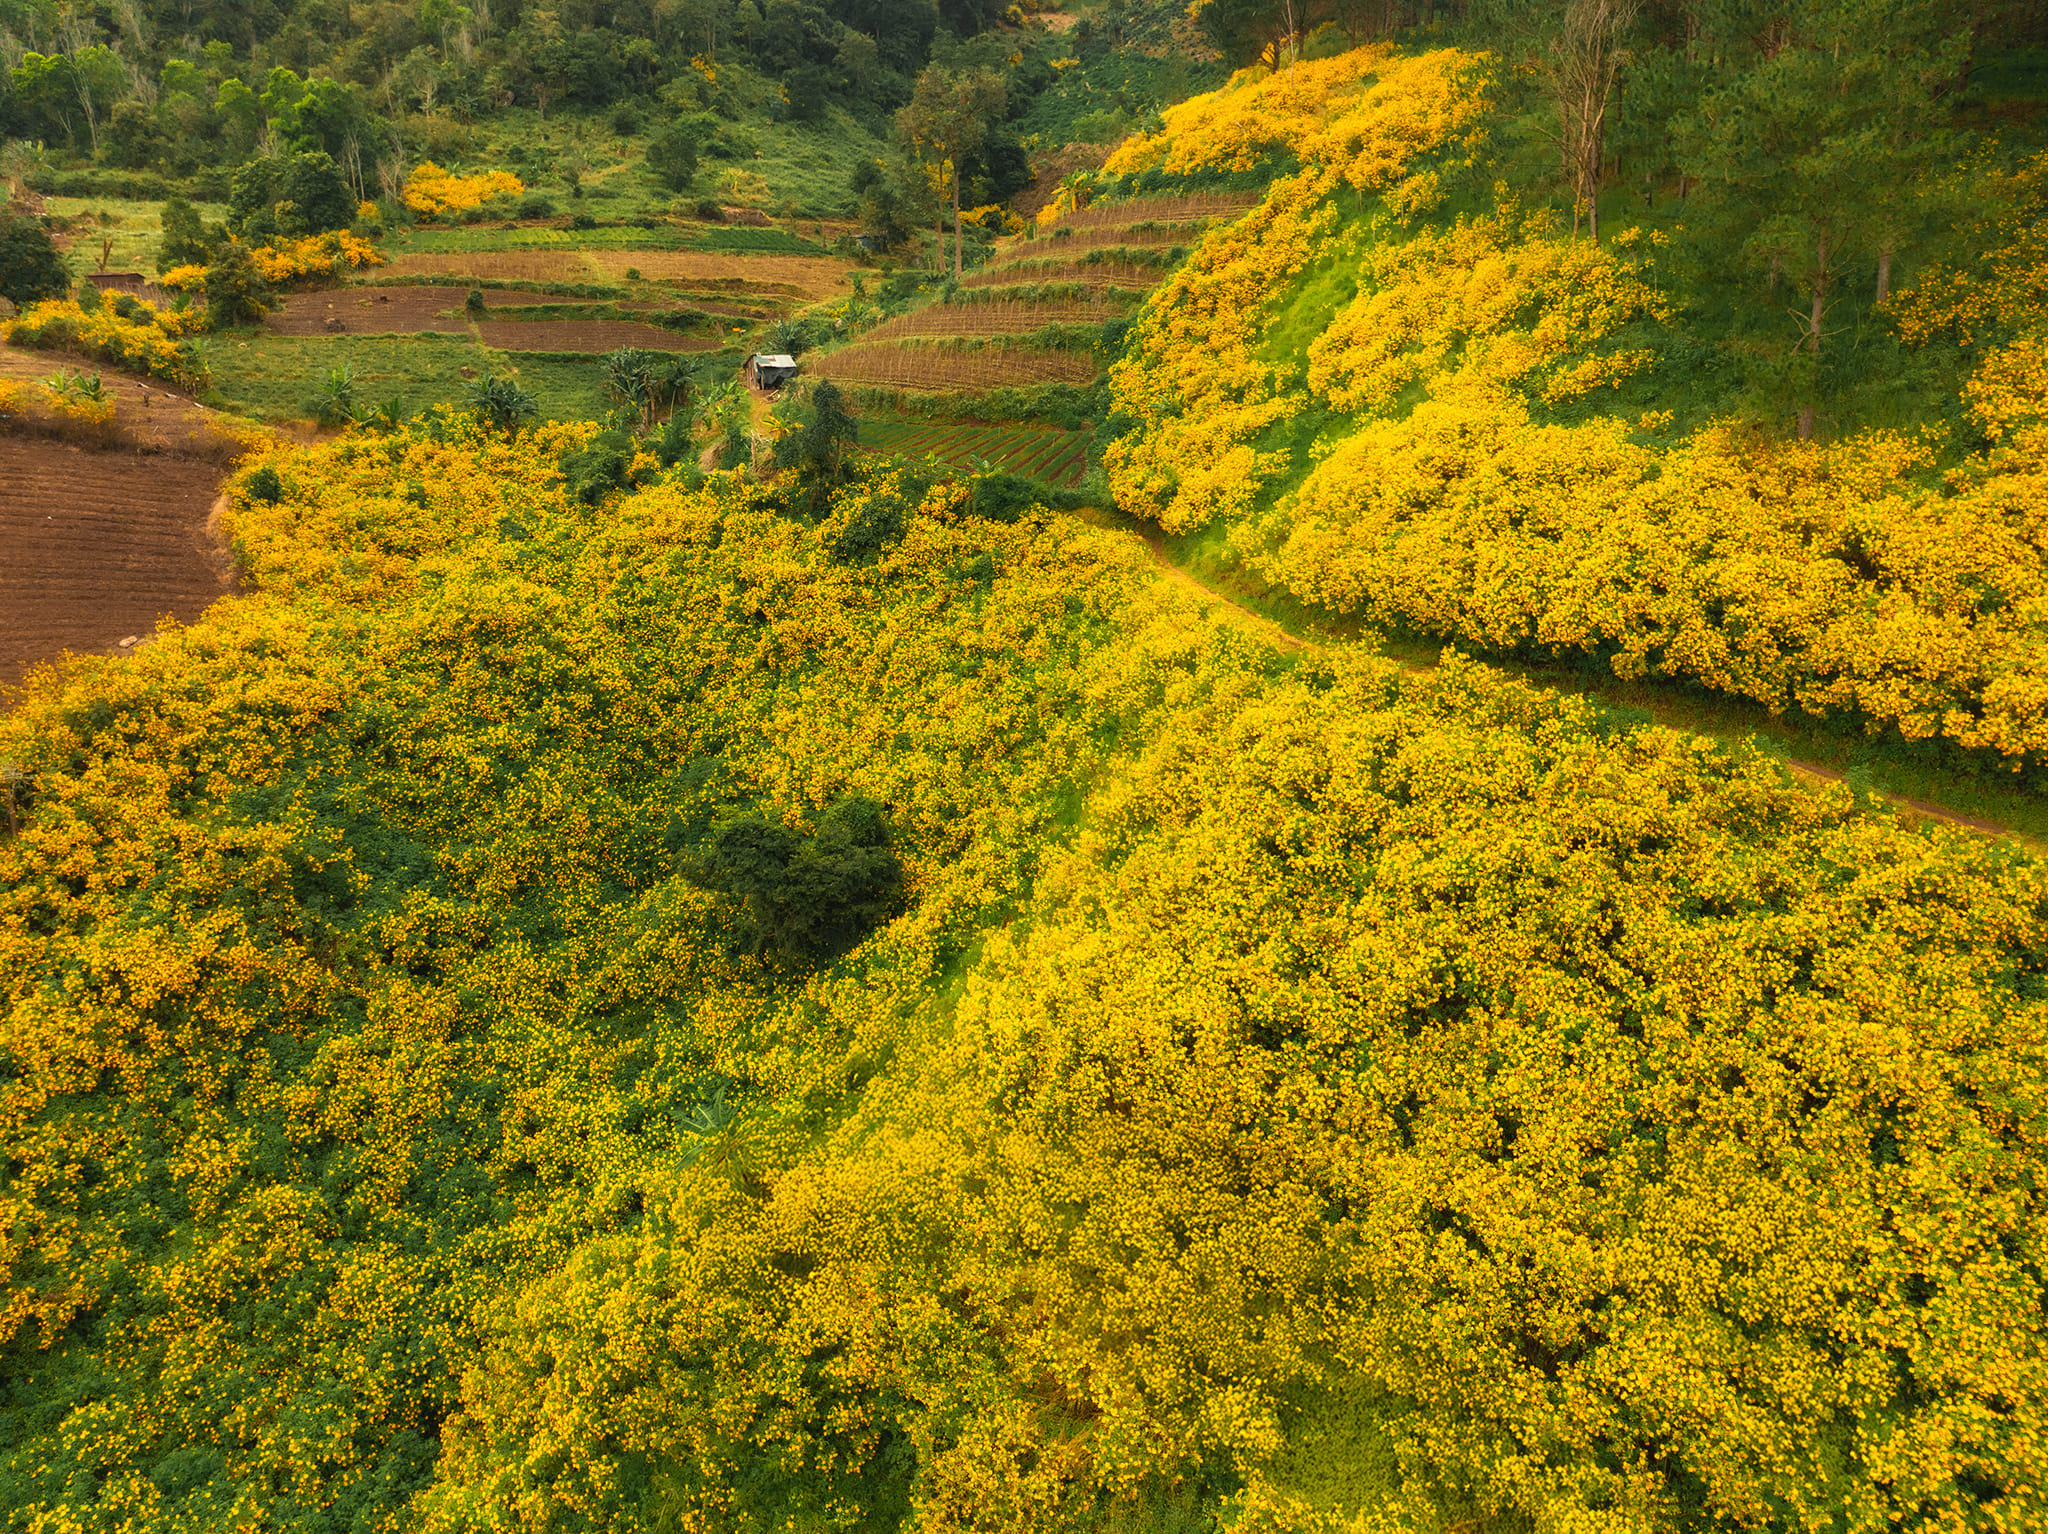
left=1, top=418, right=2043, bottom=1534
left=2, top=296, right=208, bottom=386
left=1101, top=47, right=1493, bottom=538
left=402, top=162, right=526, bottom=217
left=1105, top=46, right=1485, bottom=187
left=1307, top=195, right=1668, bottom=412
left=248, top=229, right=387, bottom=284
left=1104, top=46, right=2048, bottom=768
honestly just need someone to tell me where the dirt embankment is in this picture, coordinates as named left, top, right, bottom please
left=1, top=342, right=240, bottom=697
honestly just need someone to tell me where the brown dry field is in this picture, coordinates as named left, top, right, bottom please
left=380, top=249, right=854, bottom=300
left=811, top=344, right=1097, bottom=390
left=268, top=285, right=470, bottom=336
left=865, top=301, right=1126, bottom=341
left=586, top=251, right=854, bottom=299
left=988, top=226, right=1193, bottom=268
left=474, top=319, right=718, bottom=353
left=1, top=438, right=231, bottom=693
left=0, top=341, right=256, bottom=457
left=1038, top=193, right=1259, bottom=235
left=962, top=260, right=1165, bottom=292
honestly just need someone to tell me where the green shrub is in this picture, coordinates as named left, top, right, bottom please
left=684, top=796, right=903, bottom=961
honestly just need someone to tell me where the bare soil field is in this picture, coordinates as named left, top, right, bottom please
left=267, top=286, right=469, bottom=336
left=382, top=251, right=599, bottom=283
left=1037, top=193, right=1259, bottom=235
left=586, top=251, right=855, bottom=299
left=811, top=344, right=1097, bottom=390
left=475, top=319, right=719, bottom=353
left=989, top=226, right=1193, bottom=268
left=1, top=439, right=230, bottom=692
left=962, top=260, right=1166, bottom=292
left=0, top=341, right=254, bottom=457
left=865, top=301, right=1125, bottom=341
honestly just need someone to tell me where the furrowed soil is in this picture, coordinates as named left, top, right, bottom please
left=961, top=260, right=1166, bottom=291
left=0, top=439, right=230, bottom=692
left=812, top=344, right=1098, bottom=389
left=267, top=286, right=470, bottom=336
left=865, top=301, right=1126, bottom=340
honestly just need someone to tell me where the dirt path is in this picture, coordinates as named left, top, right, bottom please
left=1090, top=512, right=2031, bottom=848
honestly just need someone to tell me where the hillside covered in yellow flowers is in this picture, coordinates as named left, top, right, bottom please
left=1102, top=46, right=2048, bottom=774
left=6, top=34, right=2048, bottom=1534
left=3, top=405, right=2046, bottom=1532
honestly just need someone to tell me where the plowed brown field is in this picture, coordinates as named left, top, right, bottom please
left=267, top=286, right=468, bottom=336
left=1, top=440, right=229, bottom=691
left=380, top=250, right=854, bottom=300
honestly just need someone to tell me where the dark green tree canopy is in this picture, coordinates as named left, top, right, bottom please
left=227, top=149, right=355, bottom=242
left=686, top=796, right=904, bottom=961
left=0, top=210, right=70, bottom=307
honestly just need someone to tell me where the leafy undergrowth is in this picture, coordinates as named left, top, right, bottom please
left=1, top=422, right=2044, bottom=1534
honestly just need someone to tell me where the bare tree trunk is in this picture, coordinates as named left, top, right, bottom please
left=1799, top=238, right=1829, bottom=441
left=1874, top=245, right=1892, bottom=306
left=953, top=162, right=963, bottom=278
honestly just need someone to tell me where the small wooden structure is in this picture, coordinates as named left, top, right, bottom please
left=88, top=272, right=171, bottom=307
left=746, top=353, right=800, bottom=390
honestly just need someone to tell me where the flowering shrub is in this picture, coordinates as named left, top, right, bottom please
left=1104, top=45, right=1488, bottom=188
left=0, top=419, right=2042, bottom=1534
left=402, top=161, right=526, bottom=216
left=157, top=262, right=208, bottom=292
left=249, top=229, right=386, bottom=284
left=3, top=296, right=209, bottom=386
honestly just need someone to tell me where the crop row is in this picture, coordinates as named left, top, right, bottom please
left=863, top=301, right=1124, bottom=342
left=812, top=344, right=1098, bottom=391
left=861, top=418, right=1090, bottom=484
left=1037, top=193, right=1260, bottom=236
left=988, top=226, right=1191, bottom=269
left=961, top=261, right=1166, bottom=293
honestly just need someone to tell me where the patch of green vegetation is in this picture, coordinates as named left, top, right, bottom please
left=201, top=333, right=613, bottom=424
left=1014, top=41, right=1226, bottom=151
left=42, top=195, right=231, bottom=275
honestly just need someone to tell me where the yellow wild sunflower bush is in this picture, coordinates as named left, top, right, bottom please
left=1, top=416, right=2045, bottom=1534
left=403, top=162, right=526, bottom=217
left=3, top=295, right=209, bottom=387
left=249, top=229, right=387, bottom=285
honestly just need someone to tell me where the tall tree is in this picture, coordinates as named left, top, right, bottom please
left=895, top=63, right=1004, bottom=278
left=1673, top=0, right=1968, bottom=437
left=1537, top=0, right=1639, bottom=242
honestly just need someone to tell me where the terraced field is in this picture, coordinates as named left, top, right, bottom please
left=861, top=417, right=1091, bottom=485
left=1040, top=192, right=1259, bottom=233
left=960, top=260, right=1165, bottom=292
left=473, top=319, right=717, bottom=353
left=378, top=249, right=853, bottom=302
left=812, top=345, right=1098, bottom=390
left=864, top=299, right=1125, bottom=341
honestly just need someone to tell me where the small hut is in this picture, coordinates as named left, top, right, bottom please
left=746, top=353, right=800, bottom=390
left=88, top=272, right=171, bottom=306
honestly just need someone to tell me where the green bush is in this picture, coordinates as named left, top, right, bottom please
left=684, top=796, right=903, bottom=961
left=0, top=210, right=70, bottom=307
